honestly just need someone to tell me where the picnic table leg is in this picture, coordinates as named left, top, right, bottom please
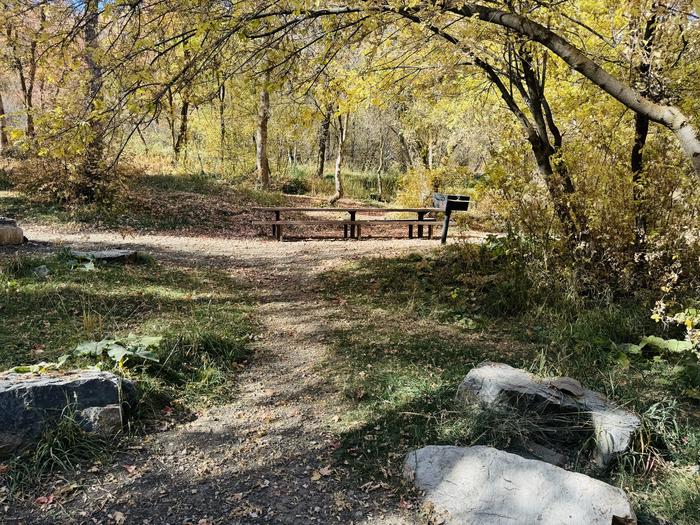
left=417, top=212, right=425, bottom=238
left=272, top=210, right=281, bottom=238
left=344, top=224, right=348, bottom=238
left=408, top=225, right=413, bottom=239
left=428, top=225, right=433, bottom=239
left=276, top=224, right=283, bottom=241
left=349, top=211, right=356, bottom=238
left=356, top=225, right=362, bottom=240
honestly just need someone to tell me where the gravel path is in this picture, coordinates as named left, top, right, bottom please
left=5, top=227, right=486, bottom=524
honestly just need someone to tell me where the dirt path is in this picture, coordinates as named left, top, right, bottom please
left=7, top=228, right=482, bottom=524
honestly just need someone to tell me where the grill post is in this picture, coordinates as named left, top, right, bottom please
left=440, top=209, right=452, bottom=244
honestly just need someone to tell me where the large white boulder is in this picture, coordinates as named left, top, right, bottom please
left=405, top=445, right=637, bottom=525
left=457, top=362, right=640, bottom=466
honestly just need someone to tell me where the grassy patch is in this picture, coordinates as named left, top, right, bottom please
left=281, top=164, right=400, bottom=202
left=3, top=406, right=117, bottom=494
left=0, top=252, right=254, bottom=381
left=0, top=250, right=255, bottom=493
left=321, top=243, right=700, bottom=524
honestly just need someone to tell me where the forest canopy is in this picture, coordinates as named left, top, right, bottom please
left=0, top=0, right=699, bottom=276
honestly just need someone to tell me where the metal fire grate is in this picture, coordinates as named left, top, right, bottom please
left=432, top=193, right=470, bottom=243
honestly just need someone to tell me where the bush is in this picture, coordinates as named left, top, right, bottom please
left=7, top=158, right=133, bottom=204
left=0, top=166, right=12, bottom=190
left=281, top=177, right=310, bottom=195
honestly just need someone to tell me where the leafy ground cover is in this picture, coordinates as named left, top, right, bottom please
left=322, top=241, right=700, bottom=525
left=0, top=250, right=256, bottom=492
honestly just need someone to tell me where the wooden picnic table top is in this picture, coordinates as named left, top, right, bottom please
left=252, top=207, right=443, bottom=213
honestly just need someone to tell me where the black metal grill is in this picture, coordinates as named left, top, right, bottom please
left=432, top=193, right=471, bottom=243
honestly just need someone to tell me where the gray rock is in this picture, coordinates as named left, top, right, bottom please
left=457, top=362, right=640, bottom=466
left=78, top=404, right=123, bottom=434
left=0, top=370, right=138, bottom=457
left=33, top=265, right=50, bottom=279
left=0, top=225, right=24, bottom=245
left=70, top=249, right=138, bottom=264
left=405, top=445, right=637, bottom=525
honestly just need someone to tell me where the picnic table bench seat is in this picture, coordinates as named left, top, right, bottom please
left=252, top=218, right=446, bottom=239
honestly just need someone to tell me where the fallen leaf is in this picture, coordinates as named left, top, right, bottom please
left=319, top=466, right=333, bottom=476
left=34, top=494, right=54, bottom=506
left=310, top=470, right=322, bottom=481
left=113, top=510, right=126, bottom=524
left=399, top=497, right=414, bottom=509
left=123, top=464, right=137, bottom=475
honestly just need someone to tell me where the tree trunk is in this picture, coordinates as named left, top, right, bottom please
left=80, top=0, right=104, bottom=201
left=256, top=74, right=271, bottom=189
left=0, top=92, right=9, bottom=154
left=218, top=81, right=226, bottom=163
left=631, top=114, right=649, bottom=257
left=329, top=114, right=348, bottom=205
left=377, top=134, right=385, bottom=197
left=173, top=98, right=190, bottom=162
left=315, top=106, right=332, bottom=178
left=630, top=7, right=658, bottom=268
left=396, top=128, right=414, bottom=170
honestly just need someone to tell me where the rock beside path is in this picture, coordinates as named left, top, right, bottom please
left=405, top=445, right=637, bottom=525
left=0, top=219, right=24, bottom=245
left=0, top=370, right=138, bottom=457
left=457, top=362, right=640, bottom=466
left=70, top=249, right=139, bottom=263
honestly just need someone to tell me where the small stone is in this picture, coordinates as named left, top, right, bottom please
left=69, top=249, right=139, bottom=264
left=33, top=265, right=50, bottom=279
left=78, top=404, right=123, bottom=434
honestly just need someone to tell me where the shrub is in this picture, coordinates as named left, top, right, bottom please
left=7, top=158, right=133, bottom=204
left=281, top=177, right=310, bottom=195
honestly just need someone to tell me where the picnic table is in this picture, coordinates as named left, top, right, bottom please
left=252, top=207, right=445, bottom=240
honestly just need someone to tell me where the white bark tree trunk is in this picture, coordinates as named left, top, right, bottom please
left=329, top=114, right=348, bottom=205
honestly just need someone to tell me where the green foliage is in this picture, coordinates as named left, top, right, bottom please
left=72, top=334, right=162, bottom=367
left=281, top=176, right=310, bottom=195
left=323, top=245, right=700, bottom=524
left=0, top=167, right=12, bottom=190
left=0, top=253, right=254, bottom=404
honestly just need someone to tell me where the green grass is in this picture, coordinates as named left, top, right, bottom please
left=0, top=252, right=254, bottom=378
left=0, top=250, right=256, bottom=494
left=3, top=405, right=117, bottom=494
left=321, top=242, right=700, bottom=525
left=0, top=251, right=256, bottom=416
left=282, top=164, right=400, bottom=202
